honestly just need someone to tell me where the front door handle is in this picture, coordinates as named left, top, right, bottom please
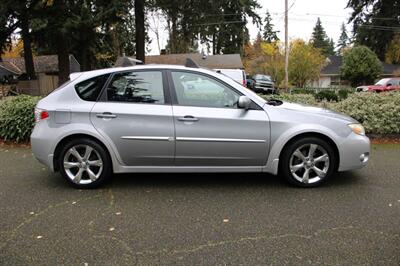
left=178, top=115, right=199, bottom=122
left=96, top=112, right=117, bottom=119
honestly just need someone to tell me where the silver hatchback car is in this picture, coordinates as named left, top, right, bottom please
left=31, top=64, right=370, bottom=188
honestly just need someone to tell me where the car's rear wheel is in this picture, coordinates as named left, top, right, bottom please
left=58, top=138, right=112, bottom=188
left=280, top=137, right=336, bottom=187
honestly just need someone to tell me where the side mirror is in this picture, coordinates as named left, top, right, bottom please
left=238, top=96, right=251, bottom=109
left=387, top=83, right=392, bottom=87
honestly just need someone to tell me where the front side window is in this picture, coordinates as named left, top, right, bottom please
left=75, top=74, right=109, bottom=101
left=106, top=71, right=164, bottom=104
left=171, top=71, right=240, bottom=108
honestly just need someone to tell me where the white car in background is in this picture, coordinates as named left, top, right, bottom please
left=214, top=69, right=246, bottom=87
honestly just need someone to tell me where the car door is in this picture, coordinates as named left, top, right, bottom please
left=168, top=70, right=270, bottom=166
left=90, top=70, right=175, bottom=166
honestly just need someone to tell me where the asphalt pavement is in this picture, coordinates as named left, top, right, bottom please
left=0, top=144, right=399, bottom=265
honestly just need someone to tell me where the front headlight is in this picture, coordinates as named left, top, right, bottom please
left=348, top=123, right=365, bottom=136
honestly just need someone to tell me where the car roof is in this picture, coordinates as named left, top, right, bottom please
left=75, top=64, right=198, bottom=76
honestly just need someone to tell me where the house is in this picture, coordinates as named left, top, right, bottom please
left=114, top=53, right=244, bottom=69
left=2, top=55, right=80, bottom=95
left=0, top=60, right=21, bottom=78
left=311, top=55, right=400, bottom=88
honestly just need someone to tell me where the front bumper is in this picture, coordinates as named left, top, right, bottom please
left=254, top=86, right=275, bottom=92
left=337, top=133, right=370, bottom=172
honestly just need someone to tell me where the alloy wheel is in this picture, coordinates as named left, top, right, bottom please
left=63, top=145, right=103, bottom=185
left=289, top=143, right=330, bottom=184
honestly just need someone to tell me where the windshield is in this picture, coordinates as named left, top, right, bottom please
left=254, top=75, right=272, bottom=82
left=375, top=78, right=390, bottom=86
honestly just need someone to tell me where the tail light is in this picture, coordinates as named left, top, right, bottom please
left=34, top=108, right=49, bottom=123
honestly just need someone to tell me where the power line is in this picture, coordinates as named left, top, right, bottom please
left=194, top=21, right=246, bottom=26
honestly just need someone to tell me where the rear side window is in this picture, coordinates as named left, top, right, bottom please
left=75, top=74, right=109, bottom=101
left=106, top=71, right=164, bottom=104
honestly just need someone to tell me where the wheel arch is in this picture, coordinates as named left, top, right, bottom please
left=278, top=132, right=340, bottom=172
left=53, top=133, right=113, bottom=172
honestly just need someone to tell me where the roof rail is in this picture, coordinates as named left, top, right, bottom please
left=185, top=58, right=199, bottom=68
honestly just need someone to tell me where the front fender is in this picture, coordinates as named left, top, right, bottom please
left=262, top=124, right=343, bottom=175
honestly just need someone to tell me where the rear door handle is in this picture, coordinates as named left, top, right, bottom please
left=96, top=112, right=117, bottom=119
left=178, top=115, right=199, bottom=122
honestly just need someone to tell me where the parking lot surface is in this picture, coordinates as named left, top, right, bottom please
left=0, top=144, right=399, bottom=265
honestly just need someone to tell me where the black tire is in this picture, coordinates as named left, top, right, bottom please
left=279, top=137, right=336, bottom=187
left=58, top=138, right=112, bottom=189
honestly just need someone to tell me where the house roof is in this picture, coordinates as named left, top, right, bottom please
left=115, top=53, right=244, bottom=69
left=2, top=55, right=79, bottom=74
left=0, top=61, right=22, bottom=75
left=321, top=55, right=400, bottom=76
left=321, top=56, right=342, bottom=75
left=382, top=62, right=400, bottom=75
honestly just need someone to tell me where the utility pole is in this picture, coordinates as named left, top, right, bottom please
left=284, top=0, right=289, bottom=90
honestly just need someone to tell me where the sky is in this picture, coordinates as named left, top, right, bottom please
left=147, top=0, right=353, bottom=55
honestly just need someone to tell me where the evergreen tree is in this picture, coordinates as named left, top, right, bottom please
left=347, top=0, right=400, bottom=60
left=310, top=18, right=335, bottom=57
left=337, top=22, right=349, bottom=53
left=263, top=10, right=279, bottom=43
left=328, top=38, right=335, bottom=55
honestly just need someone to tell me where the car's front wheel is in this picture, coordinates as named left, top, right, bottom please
left=58, top=138, right=112, bottom=188
left=280, top=137, right=336, bottom=187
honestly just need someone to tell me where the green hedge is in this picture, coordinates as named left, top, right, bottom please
left=328, top=92, right=400, bottom=134
left=263, top=92, right=400, bottom=134
left=314, top=90, right=339, bottom=102
left=0, top=95, right=41, bottom=142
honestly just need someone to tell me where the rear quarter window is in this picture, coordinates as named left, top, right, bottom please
left=75, top=74, right=110, bottom=101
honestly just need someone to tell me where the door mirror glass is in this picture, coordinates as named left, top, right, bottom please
left=238, top=96, right=251, bottom=109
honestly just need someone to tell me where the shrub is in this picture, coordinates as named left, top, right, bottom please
left=328, top=92, right=400, bottom=134
left=262, top=91, right=400, bottom=134
left=291, top=88, right=315, bottom=94
left=341, top=45, right=382, bottom=87
left=314, top=90, right=338, bottom=102
left=0, top=95, right=40, bottom=142
left=338, top=89, right=349, bottom=100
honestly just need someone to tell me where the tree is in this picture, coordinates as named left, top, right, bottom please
left=337, top=22, right=349, bottom=54
left=244, top=40, right=284, bottom=86
left=2, top=39, right=24, bottom=58
left=33, top=0, right=132, bottom=83
left=340, top=45, right=382, bottom=87
left=263, top=10, right=279, bottom=43
left=385, top=33, right=400, bottom=64
left=347, top=0, right=400, bottom=60
left=135, top=0, right=145, bottom=63
left=154, top=0, right=261, bottom=55
left=0, top=0, right=37, bottom=79
left=289, top=39, right=326, bottom=87
left=310, top=18, right=335, bottom=57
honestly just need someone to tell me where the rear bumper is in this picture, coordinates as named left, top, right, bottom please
left=337, top=133, right=370, bottom=172
left=31, top=123, right=55, bottom=172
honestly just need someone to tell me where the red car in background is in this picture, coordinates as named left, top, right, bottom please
left=356, top=78, right=400, bottom=92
